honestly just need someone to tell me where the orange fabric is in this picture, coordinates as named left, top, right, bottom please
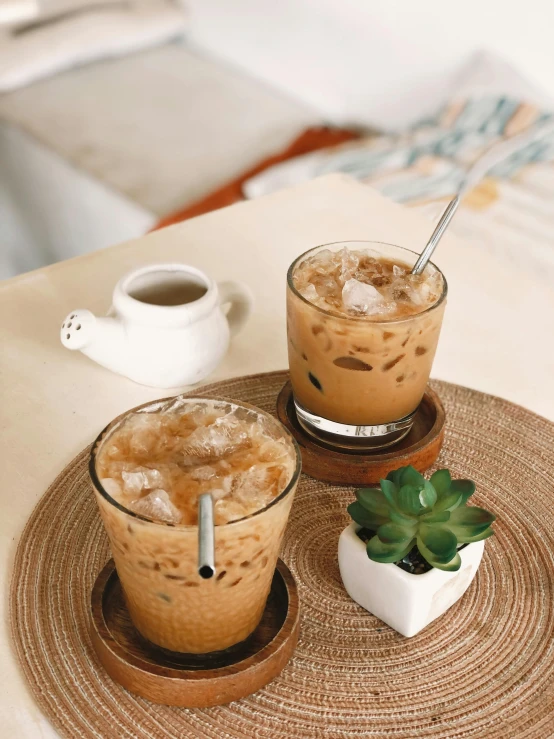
left=152, top=126, right=360, bottom=230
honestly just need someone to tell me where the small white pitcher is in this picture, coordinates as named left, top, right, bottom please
left=60, top=263, right=253, bottom=388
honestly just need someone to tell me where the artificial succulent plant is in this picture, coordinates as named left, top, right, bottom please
left=348, top=465, right=495, bottom=572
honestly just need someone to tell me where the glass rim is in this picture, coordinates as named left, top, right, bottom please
left=89, top=395, right=302, bottom=529
left=286, top=240, right=448, bottom=324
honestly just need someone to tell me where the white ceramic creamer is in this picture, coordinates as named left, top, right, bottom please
left=60, top=263, right=253, bottom=388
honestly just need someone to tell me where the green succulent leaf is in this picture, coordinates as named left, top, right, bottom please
left=448, top=506, right=495, bottom=528
left=434, top=491, right=463, bottom=513
left=419, top=480, right=438, bottom=509
left=377, top=522, right=417, bottom=544
left=430, top=469, right=452, bottom=495
left=389, top=508, right=417, bottom=525
left=366, top=535, right=415, bottom=564
left=347, top=501, right=387, bottom=530
left=397, top=485, right=425, bottom=516
left=418, top=526, right=458, bottom=564
left=379, top=478, right=399, bottom=508
left=446, top=506, right=496, bottom=540
left=355, top=488, right=391, bottom=517
left=456, top=527, right=495, bottom=544
left=420, top=510, right=451, bottom=524
left=415, top=537, right=439, bottom=568
left=399, top=466, right=426, bottom=487
left=386, top=467, right=405, bottom=487
left=432, top=552, right=462, bottom=572
left=450, top=479, right=476, bottom=503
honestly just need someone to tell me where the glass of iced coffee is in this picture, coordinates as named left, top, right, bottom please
left=287, top=241, right=447, bottom=450
left=90, top=396, right=300, bottom=654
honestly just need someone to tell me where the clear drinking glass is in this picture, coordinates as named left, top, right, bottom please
left=90, top=397, right=301, bottom=654
left=286, top=241, right=447, bottom=450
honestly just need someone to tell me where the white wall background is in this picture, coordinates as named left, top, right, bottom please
left=186, top=0, right=554, bottom=130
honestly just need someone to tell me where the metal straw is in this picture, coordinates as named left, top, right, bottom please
left=411, top=195, right=460, bottom=275
left=198, top=493, right=215, bottom=579
left=411, top=116, right=554, bottom=276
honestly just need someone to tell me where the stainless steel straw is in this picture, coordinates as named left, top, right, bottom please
left=411, top=195, right=460, bottom=275
left=198, top=493, right=215, bottom=579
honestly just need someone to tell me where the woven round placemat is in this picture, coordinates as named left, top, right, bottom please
left=11, top=371, right=554, bottom=739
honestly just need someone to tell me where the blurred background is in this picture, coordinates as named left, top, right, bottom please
left=2, top=0, right=554, bottom=278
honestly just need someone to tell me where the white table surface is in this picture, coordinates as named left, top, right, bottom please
left=1, top=174, right=552, bottom=738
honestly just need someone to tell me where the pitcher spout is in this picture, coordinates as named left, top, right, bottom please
left=61, top=309, right=127, bottom=375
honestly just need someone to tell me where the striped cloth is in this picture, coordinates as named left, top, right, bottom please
left=245, top=96, right=554, bottom=272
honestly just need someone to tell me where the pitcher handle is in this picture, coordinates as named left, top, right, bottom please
left=218, top=280, right=254, bottom=338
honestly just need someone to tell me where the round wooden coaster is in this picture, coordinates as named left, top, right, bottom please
left=90, top=558, right=300, bottom=708
left=276, top=381, right=445, bottom=485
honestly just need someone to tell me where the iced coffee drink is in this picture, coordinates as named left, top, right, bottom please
left=287, top=241, right=446, bottom=449
left=90, top=397, right=300, bottom=653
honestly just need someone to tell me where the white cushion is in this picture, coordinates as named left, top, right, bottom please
left=0, top=43, right=317, bottom=216
left=0, top=1, right=187, bottom=92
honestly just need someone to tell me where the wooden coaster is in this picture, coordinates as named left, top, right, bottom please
left=276, top=381, right=445, bottom=485
left=90, top=558, right=300, bottom=708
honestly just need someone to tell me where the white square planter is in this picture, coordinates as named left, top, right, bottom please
left=338, top=523, right=485, bottom=637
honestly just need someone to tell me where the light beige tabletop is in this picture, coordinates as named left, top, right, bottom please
left=1, top=174, right=552, bottom=738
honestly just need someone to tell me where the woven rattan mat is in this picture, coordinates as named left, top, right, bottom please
left=11, top=371, right=554, bottom=738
